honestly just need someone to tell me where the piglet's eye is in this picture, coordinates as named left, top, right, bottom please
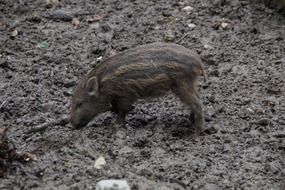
left=76, top=102, right=83, bottom=108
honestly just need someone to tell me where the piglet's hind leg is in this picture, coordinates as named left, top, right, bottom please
left=173, top=81, right=204, bottom=135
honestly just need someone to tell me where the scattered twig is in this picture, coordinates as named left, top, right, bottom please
left=0, top=98, right=10, bottom=109
left=25, top=116, right=69, bottom=134
left=45, top=9, right=92, bottom=22
left=176, top=32, right=190, bottom=44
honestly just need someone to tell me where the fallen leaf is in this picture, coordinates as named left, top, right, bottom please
left=72, top=17, right=80, bottom=28
left=94, top=155, right=106, bottom=169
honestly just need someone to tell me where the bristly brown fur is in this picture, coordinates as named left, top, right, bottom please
left=70, top=42, right=206, bottom=135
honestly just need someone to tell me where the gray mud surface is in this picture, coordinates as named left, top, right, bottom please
left=0, top=0, right=285, bottom=189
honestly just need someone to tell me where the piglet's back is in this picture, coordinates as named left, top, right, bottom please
left=88, top=43, right=203, bottom=82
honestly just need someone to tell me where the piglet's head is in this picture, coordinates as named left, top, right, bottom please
left=70, top=75, right=110, bottom=129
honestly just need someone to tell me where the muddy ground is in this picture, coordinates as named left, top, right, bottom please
left=0, top=0, right=285, bottom=189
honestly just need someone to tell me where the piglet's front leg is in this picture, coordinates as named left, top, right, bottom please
left=111, top=97, right=134, bottom=129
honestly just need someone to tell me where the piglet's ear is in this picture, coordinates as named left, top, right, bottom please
left=86, top=76, right=99, bottom=97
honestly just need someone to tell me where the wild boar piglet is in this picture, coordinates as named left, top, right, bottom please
left=70, top=42, right=205, bottom=135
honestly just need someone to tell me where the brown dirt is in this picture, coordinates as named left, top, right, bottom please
left=0, top=0, right=285, bottom=189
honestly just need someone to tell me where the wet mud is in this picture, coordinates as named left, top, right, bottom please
left=0, top=0, right=284, bottom=189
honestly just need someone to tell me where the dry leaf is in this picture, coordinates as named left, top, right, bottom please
left=94, top=155, right=106, bottom=169
left=72, top=18, right=80, bottom=28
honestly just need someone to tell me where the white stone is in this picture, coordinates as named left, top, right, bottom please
left=96, top=56, right=103, bottom=61
left=96, top=180, right=130, bottom=190
left=11, top=30, right=18, bottom=37
left=221, top=22, right=229, bottom=29
left=203, top=44, right=213, bottom=49
left=187, top=23, right=196, bottom=29
left=90, top=22, right=100, bottom=29
left=94, top=156, right=106, bottom=169
left=154, top=25, right=161, bottom=30
left=246, top=108, right=254, bottom=113
left=182, top=6, right=194, bottom=13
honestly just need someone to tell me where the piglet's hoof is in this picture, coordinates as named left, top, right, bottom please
left=203, top=125, right=218, bottom=135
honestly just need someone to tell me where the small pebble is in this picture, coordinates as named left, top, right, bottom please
left=182, top=6, right=194, bottom=13
left=204, top=44, right=213, bottom=49
left=96, top=179, right=130, bottom=190
left=94, top=156, right=106, bottom=169
left=90, top=22, right=100, bottom=29
left=96, top=56, right=103, bottom=61
left=154, top=25, right=161, bottom=30
left=257, top=118, right=270, bottom=126
left=11, top=30, right=18, bottom=37
left=246, top=108, right=254, bottom=113
left=187, top=23, right=196, bottom=29
left=221, top=22, right=230, bottom=29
